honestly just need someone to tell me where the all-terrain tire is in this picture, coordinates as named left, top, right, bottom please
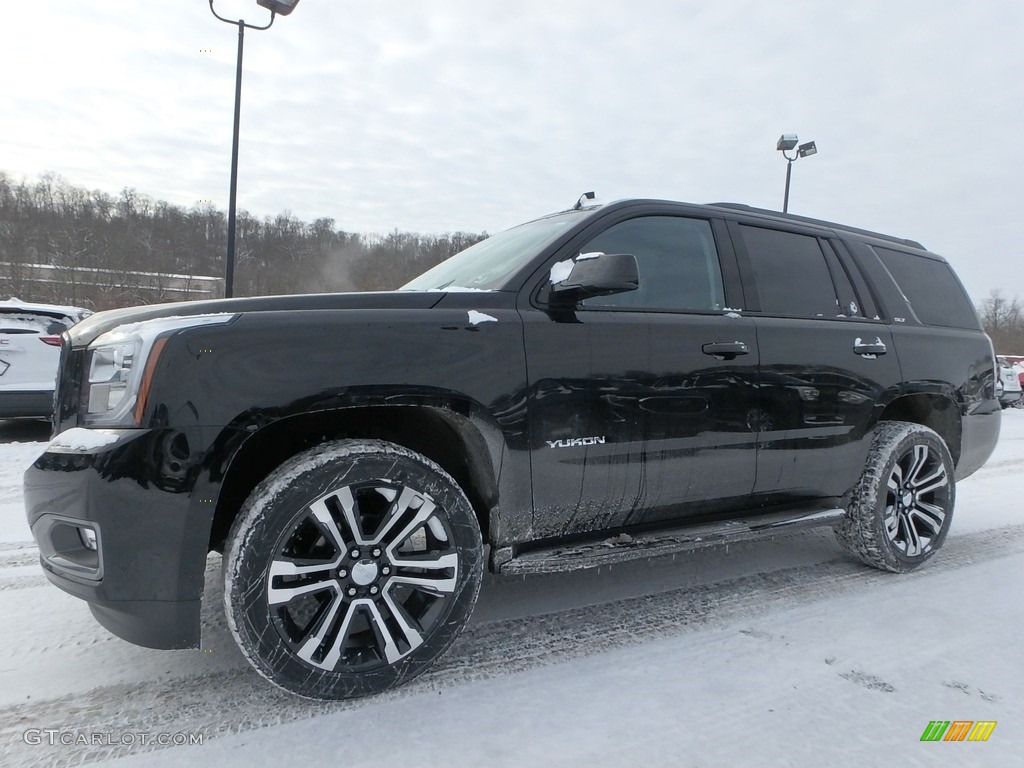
left=834, top=421, right=955, bottom=573
left=224, top=439, right=483, bottom=699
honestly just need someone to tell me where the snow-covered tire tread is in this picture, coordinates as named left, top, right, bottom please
left=834, top=420, right=955, bottom=573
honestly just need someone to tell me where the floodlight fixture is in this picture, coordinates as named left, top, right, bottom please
left=776, top=134, right=799, bottom=151
left=256, top=0, right=300, bottom=16
left=798, top=141, right=817, bottom=158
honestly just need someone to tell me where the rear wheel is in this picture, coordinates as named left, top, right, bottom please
left=224, top=439, right=483, bottom=699
left=835, top=421, right=954, bottom=573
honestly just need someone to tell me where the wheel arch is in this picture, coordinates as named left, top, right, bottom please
left=207, top=405, right=501, bottom=553
left=877, top=393, right=962, bottom=465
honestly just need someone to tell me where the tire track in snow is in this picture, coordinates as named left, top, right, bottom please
left=2, top=521, right=1023, bottom=767
left=0, top=544, right=37, bottom=564
left=0, top=574, right=48, bottom=592
left=0, top=546, right=47, bottom=591
left=966, top=457, right=1024, bottom=477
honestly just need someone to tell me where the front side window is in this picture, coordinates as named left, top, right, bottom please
left=740, top=225, right=840, bottom=317
left=577, top=216, right=725, bottom=312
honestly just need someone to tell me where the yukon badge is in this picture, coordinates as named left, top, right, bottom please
left=546, top=436, right=607, bottom=448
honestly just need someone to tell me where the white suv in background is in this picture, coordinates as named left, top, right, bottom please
left=0, top=299, right=91, bottom=419
left=996, top=356, right=1022, bottom=409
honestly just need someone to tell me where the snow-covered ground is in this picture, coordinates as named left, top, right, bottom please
left=0, top=414, right=1020, bottom=767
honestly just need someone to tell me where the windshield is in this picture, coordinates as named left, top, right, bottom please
left=401, top=210, right=589, bottom=291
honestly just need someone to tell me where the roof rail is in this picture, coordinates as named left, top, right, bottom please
left=707, top=202, right=926, bottom=250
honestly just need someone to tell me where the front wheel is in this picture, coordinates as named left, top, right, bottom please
left=224, top=439, right=483, bottom=699
left=835, top=421, right=955, bottom=573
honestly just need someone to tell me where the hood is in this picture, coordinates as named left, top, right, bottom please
left=67, top=291, right=448, bottom=347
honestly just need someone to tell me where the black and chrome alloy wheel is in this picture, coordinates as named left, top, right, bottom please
left=267, top=481, right=460, bottom=672
left=835, top=421, right=955, bottom=573
left=882, top=442, right=950, bottom=558
left=225, top=440, right=483, bottom=699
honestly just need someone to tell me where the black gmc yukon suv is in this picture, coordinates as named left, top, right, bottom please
left=25, top=199, right=1000, bottom=699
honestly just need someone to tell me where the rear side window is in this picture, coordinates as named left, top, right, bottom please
left=739, top=225, right=841, bottom=317
left=873, top=246, right=980, bottom=330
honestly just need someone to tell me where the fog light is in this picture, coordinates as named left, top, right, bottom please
left=32, top=515, right=103, bottom=580
left=78, top=526, right=98, bottom=551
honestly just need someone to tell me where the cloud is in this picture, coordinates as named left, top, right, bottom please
left=2, top=0, right=1022, bottom=300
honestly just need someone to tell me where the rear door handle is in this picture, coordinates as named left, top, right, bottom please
left=854, top=337, right=887, bottom=357
left=702, top=341, right=750, bottom=360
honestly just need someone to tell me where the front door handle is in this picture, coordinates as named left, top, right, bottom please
left=702, top=341, right=750, bottom=360
left=854, top=337, right=887, bottom=357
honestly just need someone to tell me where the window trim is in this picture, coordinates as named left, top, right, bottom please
left=827, top=238, right=881, bottom=321
left=820, top=238, right=863, bottom=319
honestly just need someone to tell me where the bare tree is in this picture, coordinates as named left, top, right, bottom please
left=0, top=171, right=485, bottom=309
left=978, top=290, right=1024, bottom=354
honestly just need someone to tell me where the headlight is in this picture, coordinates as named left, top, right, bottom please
left=81, top=314, right=235, bottom=426
left=85, top=339, right=139, bottom=421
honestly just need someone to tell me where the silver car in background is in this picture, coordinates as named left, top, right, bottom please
left=0, top=299, right=91, bottom=419
left=996, top=356, right=1023, bottom=409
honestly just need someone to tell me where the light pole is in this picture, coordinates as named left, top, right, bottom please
left=209, top=0, right=300, bottom=298
left=776, top=134, right=817, bottom=214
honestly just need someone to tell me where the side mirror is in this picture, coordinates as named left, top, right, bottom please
left=551, top=252, right=639, bottom=303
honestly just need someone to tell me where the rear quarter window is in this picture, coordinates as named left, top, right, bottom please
left=873, top=246, right=980, bottom=330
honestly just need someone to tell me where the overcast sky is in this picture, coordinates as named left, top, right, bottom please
left=2, top=0, right=1021, bottom=302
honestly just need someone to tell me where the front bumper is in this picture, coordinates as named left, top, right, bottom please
left=24, top=428, right=208, bottom=649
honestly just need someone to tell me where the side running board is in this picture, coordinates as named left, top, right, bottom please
left=494, top=506, right=846, bottom=576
